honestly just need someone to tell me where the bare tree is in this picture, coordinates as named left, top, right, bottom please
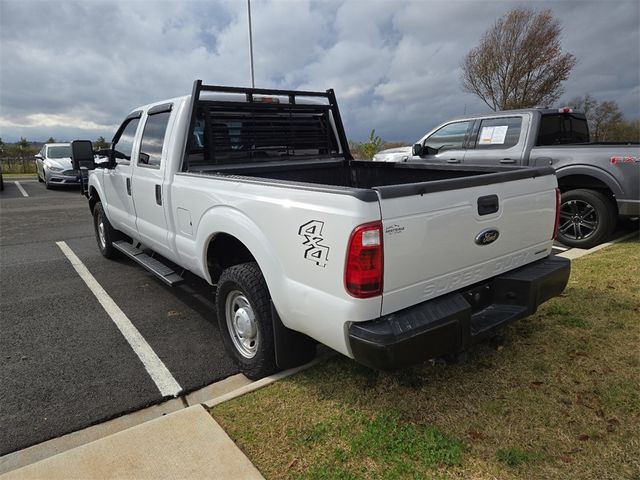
left=461, top=8, right=576, bottom=111
left=568, top=95, right=626, bottom=141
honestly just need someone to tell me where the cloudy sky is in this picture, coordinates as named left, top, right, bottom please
left=0, top=0, right=638, bottom=143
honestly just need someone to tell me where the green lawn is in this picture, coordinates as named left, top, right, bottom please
left=212, top=241, right=639, bottom=479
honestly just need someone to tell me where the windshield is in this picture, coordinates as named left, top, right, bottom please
left=47, top=146, right=72, bottom=158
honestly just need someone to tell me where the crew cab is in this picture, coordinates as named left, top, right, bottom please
left=373, top=108, right=640, bottom=248
left=71, top=81, right=570, bottom=380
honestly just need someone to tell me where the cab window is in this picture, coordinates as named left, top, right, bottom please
left=112, top=118, right=140, bottom=163
left=424, top=121, right=471, bottom=152
left=138, top=111, right=171, bottom=168
left=475, top=117, right=522, bottom=149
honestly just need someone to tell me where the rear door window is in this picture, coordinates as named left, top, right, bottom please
left=138, top=111, right=171, bottom=168
left=474, top=117, right=522, bottom=149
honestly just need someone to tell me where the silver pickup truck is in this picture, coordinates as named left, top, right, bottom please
left=374, top=108, right=639, bottom=248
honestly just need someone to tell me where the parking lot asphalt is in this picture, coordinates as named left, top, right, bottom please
left=0, top=180, right=238, bottom=456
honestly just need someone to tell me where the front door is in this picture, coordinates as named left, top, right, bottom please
left=413, top=120, right=472, bottom=164
left=131, top=106, right=173, bottom=257
left=103, top=115, right=141, bottom=237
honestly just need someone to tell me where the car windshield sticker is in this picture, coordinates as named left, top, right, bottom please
left=479, top=125, right=508, bottom=145
left=298, top=220, right=330, bottom=267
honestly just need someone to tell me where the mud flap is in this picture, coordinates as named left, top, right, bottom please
left=271, top=302, right=317, bottom=370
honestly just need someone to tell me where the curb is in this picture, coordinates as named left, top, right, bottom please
left=557, top=231, right=638, bottom=260
left=0, top=354, right=331, bottom=475
left=205, top=351, right=334, bottom=408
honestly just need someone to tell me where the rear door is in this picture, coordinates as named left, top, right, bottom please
left=413, top=120, right=472, bottom=164
left=378, top=173, right=558, bottom=315
left=463, top=115, right=529, bottom=166
left=131, top=104, right=173, bottom=257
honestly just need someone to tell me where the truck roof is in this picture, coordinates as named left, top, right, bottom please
left=453, top=107, right=585, bottom=123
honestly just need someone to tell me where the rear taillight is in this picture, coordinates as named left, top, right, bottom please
left=345, top=221, right=383, bottom=298
left=552, top=188, right=561, bottom=240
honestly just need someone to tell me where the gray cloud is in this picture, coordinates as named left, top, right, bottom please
left=0, top=0, right=638, bottom=143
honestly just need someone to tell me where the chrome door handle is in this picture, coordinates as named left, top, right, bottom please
left=500, top=158, right=516, bottom=164
left=447, top=158, right=460, bottom=163
left=126, top=177, right=131, bottom=195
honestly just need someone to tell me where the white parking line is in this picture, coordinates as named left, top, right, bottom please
left=56, top=241, right=182, bottom=397
left=14, top=181, right=29, bottom=197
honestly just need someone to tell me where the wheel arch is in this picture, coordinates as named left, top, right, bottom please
left=199, top=209, right=316, bottom=370
left=555, top=166, right=623, bottom=201
left=88, top=186, right=101, bottom=213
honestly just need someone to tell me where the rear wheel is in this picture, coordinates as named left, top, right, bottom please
left=557, top=189, right=616, bottom=249
left=93, top=202, right=119, bottom=259
left=216, top=262, right=278, bottom=380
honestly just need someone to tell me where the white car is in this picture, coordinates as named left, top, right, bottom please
left=71, top=81, right=570, bottom=380
left=35, top=143, right=81, bottom=188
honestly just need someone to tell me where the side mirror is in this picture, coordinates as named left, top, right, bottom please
left=34, top=154, right=43, bottom=160
left=412, top=143, right=423, bottom=157
left=70, top=140, right=96, bottom=171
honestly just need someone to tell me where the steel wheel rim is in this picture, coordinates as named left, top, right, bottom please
left=558, top=199, right=599, bottom=241
left=225, top=290, right=259, bottom=359
left=97, top=216, right=106, bottom=249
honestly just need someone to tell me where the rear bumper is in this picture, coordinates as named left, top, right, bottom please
left=348, top=256, right=571, bottom=370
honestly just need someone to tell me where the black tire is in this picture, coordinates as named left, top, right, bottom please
left=216, top=262, right=278, bottom=380
left=44, top=174, right=52, bottom=190
left=557, top=189, right=617, bottom=249
left=37, top=171, right=44, bottom=183
left=93, top=202, right=119, bottom=259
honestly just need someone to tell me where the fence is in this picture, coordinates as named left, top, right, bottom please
left=0, top=157, right=37, bottom=174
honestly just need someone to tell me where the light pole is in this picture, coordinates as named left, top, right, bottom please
left=247, top=0, right=255, bottom=88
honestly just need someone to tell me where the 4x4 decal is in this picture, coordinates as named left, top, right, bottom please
left=298, top=220, right=330, bottom=267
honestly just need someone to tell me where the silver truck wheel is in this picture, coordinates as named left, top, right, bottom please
left=216, top=262, right=278, bottom=380
left=225, top=290, right=260, bottom=359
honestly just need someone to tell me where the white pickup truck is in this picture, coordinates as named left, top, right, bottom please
left=71, top=81, right=570, bottom=380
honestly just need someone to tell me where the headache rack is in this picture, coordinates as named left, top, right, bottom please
left=182, top=80, right=353, bottom=172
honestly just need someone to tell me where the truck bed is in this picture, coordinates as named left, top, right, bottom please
left=198, top=159, right=551, bottom=199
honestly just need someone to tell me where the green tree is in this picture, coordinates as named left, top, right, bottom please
left=47, top=136, right=56, bottom=143
left=461, top=7, right=576, bottom=110
left=18, top=137, right=29, bottom=157
left=94, top=136, right=109, bottom=149
left=359, top=129, right=384, bottom=160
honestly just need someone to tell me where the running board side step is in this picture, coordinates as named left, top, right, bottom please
left=112, top=240, right=183, bottom=286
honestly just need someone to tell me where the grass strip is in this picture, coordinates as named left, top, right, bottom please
left=212, top=241, right=639, bottom=479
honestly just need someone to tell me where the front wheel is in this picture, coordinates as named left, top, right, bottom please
left=216, top=262, right=278, bottom=380
left=557, top=189, right=617, bottom=249
left=93, top=202, right=119, bottom=259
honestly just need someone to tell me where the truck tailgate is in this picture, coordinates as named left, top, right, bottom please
left=378, top=173, right=558, bottom=315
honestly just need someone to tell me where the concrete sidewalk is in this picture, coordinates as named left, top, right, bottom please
left=1, top=405, right=263, bottom=480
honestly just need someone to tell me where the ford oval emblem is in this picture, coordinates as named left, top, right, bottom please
left=475, top=229, right=500, bottom=246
